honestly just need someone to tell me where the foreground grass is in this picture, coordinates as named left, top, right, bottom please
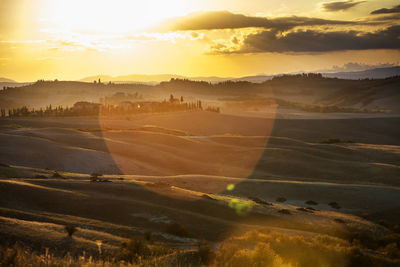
left=2, top=229, right=400, bottom=267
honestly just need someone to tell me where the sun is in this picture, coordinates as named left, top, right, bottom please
left=44, top=0, right=191, bottom=33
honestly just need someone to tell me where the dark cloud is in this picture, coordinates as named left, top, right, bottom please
left=371, top=5, right=400, bottom=15
left=160, top=11, right=353, bottom=31
left=369, top=13, right=400, bottom=22
left=322, top=0, right=366, bottom=12
left=235, top=26, right=400, bottom=53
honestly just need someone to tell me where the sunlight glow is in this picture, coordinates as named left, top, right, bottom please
left=44, top=0, right=191, bottom=33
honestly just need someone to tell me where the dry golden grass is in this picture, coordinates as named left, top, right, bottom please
left=2, top=229, right=400, bottom=267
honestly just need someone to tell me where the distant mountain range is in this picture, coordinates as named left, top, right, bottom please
left=80, top=66, right=400, bottom=84
left=0, top=77, right=32, bottom=89
left=1, top=66, right=399, bottom=86
left=0, top=77, right=17, bottom=83
left=323, top=67, right=400, bottom=80
left=79, top=74, right=234, bottom=84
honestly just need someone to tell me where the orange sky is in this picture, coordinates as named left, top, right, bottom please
left=0, top=0, right=399, bottom=81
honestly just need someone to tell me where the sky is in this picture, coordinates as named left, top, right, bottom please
left=0, top=0, right=399, bottom=81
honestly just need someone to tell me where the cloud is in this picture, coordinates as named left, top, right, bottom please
left=322, top=1, right=365, bottom=12
left=369, top=13, right=400, bottom=22
left=212, top=25, right=400, bottom=54
left=371, top=5, right=400, bottom=15
left=159, top=11, right=354, bottom=32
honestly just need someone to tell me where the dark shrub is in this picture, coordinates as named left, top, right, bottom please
left=144, top=231, right=152, bottom=242
left=64, top=225, right=77, bottom=237
left=276, top=197, right=287, bottom=203
left=305, top=200, right=318, bottom=205
left=379, top=219, right=389, bottom=227
left=361, top=212, right=369, bottom=219
left=328, top=202, right=341, bottom=209
left=334, top=218, right=345, bottom=224
left=249, top=197, right=272, bottom=206
left=278, top=209, right=291, bottom=215
left=165, top=223, right=190, bottom=238
left=297, top=207, right=314, bottom=213
left=52, top=171, right=64, bottom=178
left=119, top=239, right=151, bottom=263
left=197, top=244, right=215, bottom=265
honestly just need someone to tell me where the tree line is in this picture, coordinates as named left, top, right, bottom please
left=1, top=96, right=220, bottom=118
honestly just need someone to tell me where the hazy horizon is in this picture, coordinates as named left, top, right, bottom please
left=2, top=62, right=400, bottom=83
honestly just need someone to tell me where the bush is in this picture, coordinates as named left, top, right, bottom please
left=144, top=231, right=153, bottom=242
left=119, top=238, right=151, bottom=263
left=278, top=209, right=292, bottom=215
left=64, top=225, right=77, bottom=237
left=197, top=243, right=215, bottom=265
left=52, top=171, right=64, bottom=178
left=334, top=218, right=345, bottom=224
left=276, top=197, right=287, bottom=203
left=249, top=196, right=273, bottom=206
left=296, top=207, right=314, bottom=213
left=328, top=202, right=341, bottom=209
left=305, top=200, right=318, bottom=205
left=165, top=223, right=191, bottom=238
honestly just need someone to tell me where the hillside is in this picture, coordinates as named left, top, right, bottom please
left=1, top=76, right=400, bottom=113
left=0, top=112, right=399, bottom=265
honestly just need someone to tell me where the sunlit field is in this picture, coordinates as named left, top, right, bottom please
left=1, top=0, right=400, bottom=266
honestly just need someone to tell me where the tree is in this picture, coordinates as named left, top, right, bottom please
left=65, top=225, right=77, bottom=237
